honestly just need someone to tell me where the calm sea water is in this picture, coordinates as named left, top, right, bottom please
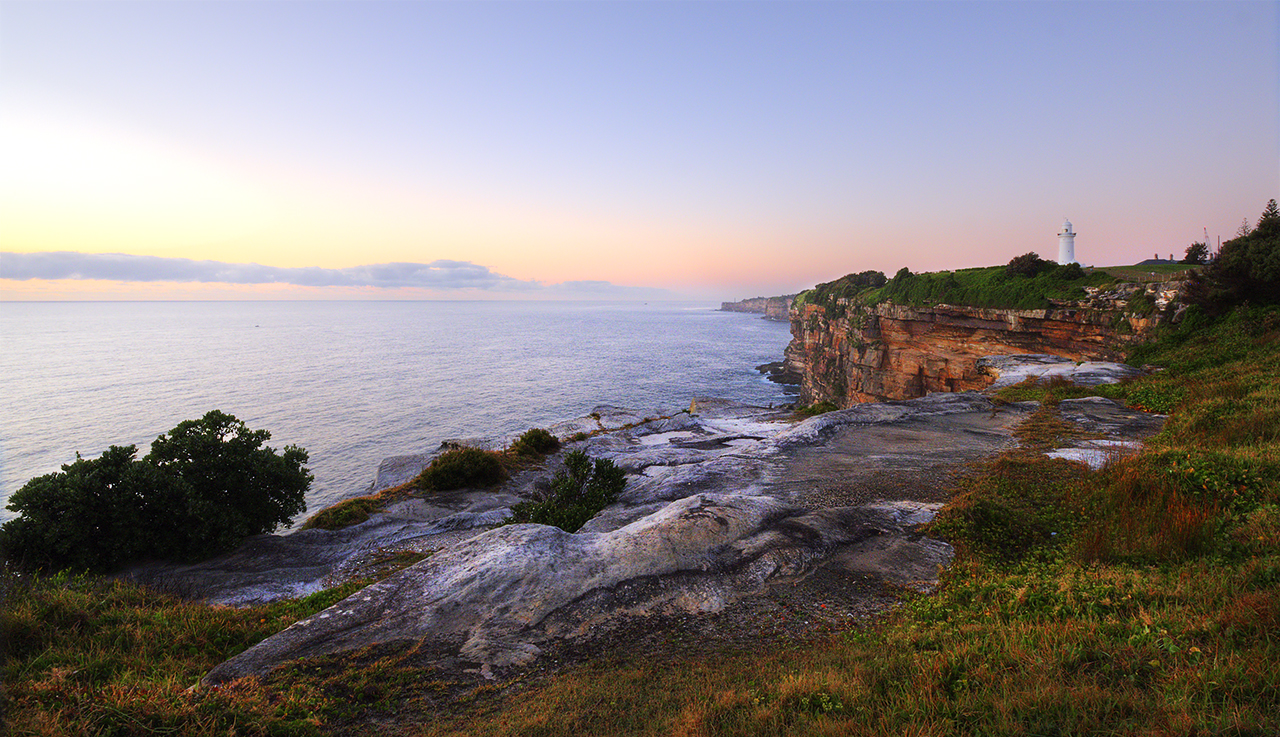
left=0, top=301, right=793, bottom=524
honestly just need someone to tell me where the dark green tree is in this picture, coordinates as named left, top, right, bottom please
left=146, top=410, right=311, bottom=558
left=1185, top=200, right=1280, bottom=312
left=1, top=411, right=310, bottom=572
left=1183, top=241, right=1210, bottom=265
left=1258, top=198, right=1279, bottom=232
left=1, top=446, right=169, bottom=572
left=1005, top=252, right=1053, bottom=277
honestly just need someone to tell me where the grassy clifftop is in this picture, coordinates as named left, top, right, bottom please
left=796, top=261, right=1125, bottom=313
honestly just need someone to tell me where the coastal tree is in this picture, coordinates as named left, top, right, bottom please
left=146, top=410, right=311, bottom=559
left=1, top=411, right=310, bottom=573
left=1185, top=200, right=1280, bottom=312
left=1005, top=252, right=1053, bottom=277
left=1182, top=241, right=1210, bottom=265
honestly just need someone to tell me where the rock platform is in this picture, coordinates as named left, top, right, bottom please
left=123, top=357, right=1164, bottom=686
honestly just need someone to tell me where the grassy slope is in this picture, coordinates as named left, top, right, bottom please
left=4, top=308, right=1277, bottom=736
left=796, top=263, right=1117, bottom=313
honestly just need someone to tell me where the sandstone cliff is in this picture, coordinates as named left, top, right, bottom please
left=720, top=295, right=795, bottom=321
left=784, top=281, right=1183, bottom=406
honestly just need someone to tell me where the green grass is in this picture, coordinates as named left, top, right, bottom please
left=794, top=401, right=839, bottom=418
left=1101, top=263, right=1200, bottom=282
left=796, top=263, right=1117, bottom=315
left=1, top=572, right=380, bottom=736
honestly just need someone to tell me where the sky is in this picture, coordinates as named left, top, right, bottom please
left=1, top=1, right=1277, bottom=302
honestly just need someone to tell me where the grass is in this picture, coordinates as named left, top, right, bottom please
left=6, top=306, right=1277, bottom=736
left=0, top=568, right=415, bottom=736
left=795, top=400, right=839, bottom=418
left=796, top=263, right=1117, bottom=315
left=1100, top=263, right=1200, bottom=282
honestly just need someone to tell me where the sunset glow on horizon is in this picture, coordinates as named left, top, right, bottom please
left=2, top=1, right=1276, bottom=302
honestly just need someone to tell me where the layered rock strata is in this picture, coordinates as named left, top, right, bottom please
left=785, top=282, right=1181, bottom=406
left=720, top=295, right=795, bottom=321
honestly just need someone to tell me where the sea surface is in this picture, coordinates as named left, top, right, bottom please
left=0, top=300, right=794, bottom=525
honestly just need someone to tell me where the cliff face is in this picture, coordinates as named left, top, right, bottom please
left=785, top=282, right=1182, bottom=405
left=720, top=295, right=795, bottom=321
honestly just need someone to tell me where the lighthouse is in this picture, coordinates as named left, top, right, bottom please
left=1058, top=219, right=1077, bottom=265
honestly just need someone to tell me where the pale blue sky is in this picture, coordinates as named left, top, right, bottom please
left=2, top=1, right=1276, bottom=300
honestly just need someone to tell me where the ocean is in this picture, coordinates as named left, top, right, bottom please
left=0, top=300, right=794, bottom=525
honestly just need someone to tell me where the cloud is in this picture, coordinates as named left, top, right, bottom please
left=0, top=251, right=670, bottom=298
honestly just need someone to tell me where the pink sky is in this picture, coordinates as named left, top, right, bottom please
left=3, top=2, right=1276, bottom=301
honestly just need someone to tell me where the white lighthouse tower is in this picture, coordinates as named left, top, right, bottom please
left=1057, top=219, right=1077, bottom=265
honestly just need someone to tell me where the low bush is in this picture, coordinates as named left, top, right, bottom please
left=1006, top=252, right=1055, bottom=277
left=303, top=497, right=379, bottom=530
left=510, top=427, right=560, bottom=457
left=796, top=401, right=839, bottom=417
left=412, top=447, right=506, bottom=492
left=866, top=262, right=1112, bottom=310
left=509, top=450, right=626, bottom=532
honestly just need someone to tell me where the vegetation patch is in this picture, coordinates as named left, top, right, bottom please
left=0, top=568, right=417, bottom=737
left=509, top=427, right=561, bottom=457
left=304, top=496, right=380, bottom=530
left=795, top=400, right=840, bottom=418
left=867, top=260, right=1114, bottom=310
left=1, top=410, right=311, bottom=573
left=412, top=447, right=507, bottom=492
left=508, top=450, right=626, bottom=532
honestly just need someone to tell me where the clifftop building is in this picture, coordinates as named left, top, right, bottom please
left=1058, top=219, right=1077, bottom=265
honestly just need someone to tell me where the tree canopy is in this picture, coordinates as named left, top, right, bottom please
left=1186, top=200, right=1280, bottom=312
left=2, top=411, right=310, bottom=573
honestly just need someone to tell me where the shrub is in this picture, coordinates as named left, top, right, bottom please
left=412, top=447, right=505, bottom=491
left=509, top=451, right=626, bottom=532
left=1006, top=252, right=1056, bottom=277
left=511, top=427, right=560, bottom=457
left=147, top=410, right=312, bottom=558
left=1057, top=261, right=1086, bottom=280
left=1, top=411, right=311, bottom=573
left=930, top=455, right=1083, bottom=562
left=303, top=497, right=379, bottom=530
left=796, top=401, right=839, bottom=417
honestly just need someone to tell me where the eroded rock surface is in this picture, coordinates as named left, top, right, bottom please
left=979, top=354, right=1146, bottom=390
left=149, top=358, right=1166, bottom=687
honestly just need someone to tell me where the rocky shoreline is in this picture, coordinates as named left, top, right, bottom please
left=122, top=356, right=1161, bottom=688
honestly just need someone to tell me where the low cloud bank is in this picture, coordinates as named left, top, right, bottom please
left=1, top=251, right=668, bottom=298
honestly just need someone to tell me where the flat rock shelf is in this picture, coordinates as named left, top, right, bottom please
left=121, top=356, right=1163, bottom=687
